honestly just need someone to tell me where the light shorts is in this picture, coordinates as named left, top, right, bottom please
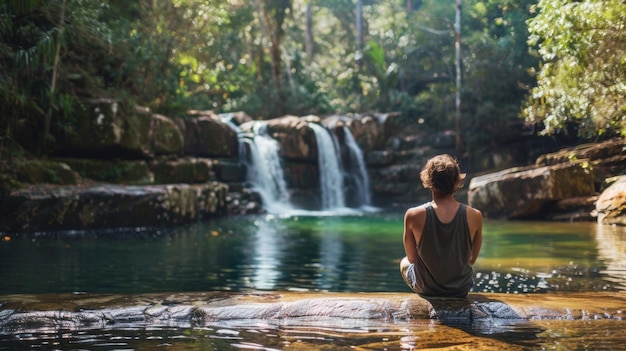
left=400, top=256, right=418, bottom=293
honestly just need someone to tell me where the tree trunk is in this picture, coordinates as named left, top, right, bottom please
left=305, top=1, right=313, bottom=63
left=45, top=0, right=67, bottom=147
left=355, top=0, right=363, bottom=68
left=454, top=0, right=462, bottom=152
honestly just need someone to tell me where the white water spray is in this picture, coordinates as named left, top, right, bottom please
left=342, top=126, right=371, bottom=206
left=246, top=122, right=292, bottom=213
left=309, top=123, right=345, bottom=210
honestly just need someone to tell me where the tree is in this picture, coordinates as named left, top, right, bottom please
left=0, top=0, right=112, bottom=153
left=523, top=0, right=626, bottom=139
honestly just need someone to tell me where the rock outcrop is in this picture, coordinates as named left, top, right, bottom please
left=468, top=163, right=595, bottom=219
left=595, top=175, right=626, bottom=225
left=469, top=138, right=626, bottom=222
left=0, top=292, right=626, bottom=350
left=0, top=182, right=228, bottom=232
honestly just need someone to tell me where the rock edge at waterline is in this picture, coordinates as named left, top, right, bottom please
left=1, top=291, right=624, bottom=334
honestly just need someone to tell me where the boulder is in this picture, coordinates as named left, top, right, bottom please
left=344, top=115, right=384, bottom=152
left=53, top=99, right=153, bottom=159
left=219, top=111, right=253, bottom=126
left=468, top=163, right=596, bottom=219
left=151, top=113, right=184, bottom=156
left=179, top=111, right=239, bottom=158
left=536, top=139, right=625, bottom=166
left=241, top=115, right=317, bottom=162
left=0, top=182, right=228, bottom=232
left=536, top=138, right=626, bottom=191
left=595, top=175, right=626, bottom=225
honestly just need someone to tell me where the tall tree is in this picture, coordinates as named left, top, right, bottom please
left=254, top=0, right=292, bottom=116
left=523, top=0, right=626, bottom=139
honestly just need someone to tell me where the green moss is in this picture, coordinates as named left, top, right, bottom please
left=15, top=160, right=80, bottom=185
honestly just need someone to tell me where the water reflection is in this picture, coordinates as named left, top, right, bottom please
left=595, top=224, right=626, bottom=290
left=1, top=214, right=626, bottom=294
left=424, top=295, right=543, bottom=348
left=250, top=216, right=283, bottom=290
left=317, top=231, right=343, bottom=291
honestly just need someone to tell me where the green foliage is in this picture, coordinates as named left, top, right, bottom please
left=523, top=0, right=626, bottom=139
left=1, top=0, right=543, bottom=157
left=0, top=0, right=112, bottom=153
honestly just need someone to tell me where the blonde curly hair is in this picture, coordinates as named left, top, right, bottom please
left=420, top=154, right=466, bottom=195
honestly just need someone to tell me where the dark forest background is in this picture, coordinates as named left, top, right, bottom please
left=1, top=0, right=625, bottom=159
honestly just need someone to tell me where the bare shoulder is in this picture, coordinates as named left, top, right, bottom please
left=405, top=205, right=427, bottom=234
left=465, top=205, right=483, bottom=223
left=405, top=204, right=427, bottom=219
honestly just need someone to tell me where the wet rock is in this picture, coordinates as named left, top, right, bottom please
left=219, top=111, right=253, bottom=126
left=212, top=159, right=246, bottom=183
left=283, top=163, right=318, bottom=189
left=468, top=163, right=596, bottom=219
left=342, top=113, right=397, bottom=152
left=1, top=291, right=624, bottom=333
left=241, top=115, right=317, bottom=162
left=0, top=182, right=228, bottom=232
left=544, top=196, right=598, bottom=221
left=596, top=175, right=626, bottom=225
left=179, top=111, right=239, bottom=158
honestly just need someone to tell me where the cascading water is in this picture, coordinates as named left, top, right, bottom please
left=342, top=126, right=371, bottom=207
left=309, top=123, right=345, bottom=210
left=223, top=113, right=372, bottom=214
left=220, top=113, right=247, bottom=161
left=245, top=122, right=292, bottom=213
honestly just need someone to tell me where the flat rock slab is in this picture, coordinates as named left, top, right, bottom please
left=2, top=292, right=626, bottom=351
left=1, top=291, right=624, bottom=333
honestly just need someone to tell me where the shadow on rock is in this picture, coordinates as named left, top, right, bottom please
left=423, top=294, right=545, bottom=347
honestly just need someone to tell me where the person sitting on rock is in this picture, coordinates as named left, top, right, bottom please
left=400, top=154, right=483, bottom=298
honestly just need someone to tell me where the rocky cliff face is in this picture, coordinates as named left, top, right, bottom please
left=2, top=98, right=624, bottom=231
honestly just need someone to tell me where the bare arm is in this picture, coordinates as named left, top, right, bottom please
left=468, top=208, right=483, bottom=265
left=403, top=207, right=425, bottom=264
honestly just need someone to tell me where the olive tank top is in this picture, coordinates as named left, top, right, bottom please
left=413, top=202, right=474, bottom=297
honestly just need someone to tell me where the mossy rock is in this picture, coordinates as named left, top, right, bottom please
left=150, top=157, right=215, bottom=184
left=152, top=114, right=184, bottom=156
left=59, top=158, right=154, bottom=184
left=52, top=99, right=152, bottom=159
left=15, top=160, right=80, bottom=185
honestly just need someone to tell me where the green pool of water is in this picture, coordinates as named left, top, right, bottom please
left=1, top=211, right=624, bottom=295
left=2, top=212, right=626, bottom=350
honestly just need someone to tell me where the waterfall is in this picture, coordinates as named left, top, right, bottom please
left=220, top=113, right=247, bottom=161
left=245, top=122, right=292, bottom=213
left=309, top=123, right=345, bottom=210
left=342, top=126, right=371, bottom=207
